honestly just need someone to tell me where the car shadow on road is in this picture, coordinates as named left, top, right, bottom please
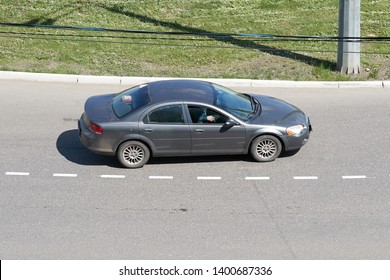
left=57, top=129, right=300, bottom=168
left=148, top=154, right=254, bottom=166
left=56, top=129, right=122, bottom=168
left=56, top=129, right=251, bottom=167
left=148, top=147, right=300, bottom=165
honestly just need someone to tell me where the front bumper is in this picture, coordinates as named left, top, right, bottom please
left=282, top=120, right=312, bottom=151
left=282, top=130, right=310, bottom=151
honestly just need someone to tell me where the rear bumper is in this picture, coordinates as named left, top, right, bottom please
left=78, top=117, right=115, bottom=156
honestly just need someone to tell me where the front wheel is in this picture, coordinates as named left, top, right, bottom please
left=117, top=141, right=150, bottom=168
left=250, top=135, right=282, bottom=162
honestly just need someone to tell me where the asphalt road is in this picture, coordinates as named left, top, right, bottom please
left=1, top=80, right=390, bottom=259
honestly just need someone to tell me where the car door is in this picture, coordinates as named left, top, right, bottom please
left=140, top=104, right=191, bottom=156
left=186, top=105, right=246, bottom=155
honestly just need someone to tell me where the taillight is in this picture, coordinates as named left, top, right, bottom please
left=89, top=122, right=103, bottom=135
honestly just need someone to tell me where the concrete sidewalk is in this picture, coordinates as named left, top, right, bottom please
left=0, top=70, right=388, bottom=88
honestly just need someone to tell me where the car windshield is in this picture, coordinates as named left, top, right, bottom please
left=112, top=84, right=151, bottom=118
left=212, top=83, right=256, bottom=121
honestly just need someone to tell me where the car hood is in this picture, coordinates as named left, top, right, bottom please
left=251, top=95, right=307, bottom=126
left=84, top=93, right=116, bottom=123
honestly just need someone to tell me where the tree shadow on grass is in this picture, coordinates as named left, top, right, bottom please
left=100, top=4, right=336, bottom=70
left=24, top=5, right=82, bottom=26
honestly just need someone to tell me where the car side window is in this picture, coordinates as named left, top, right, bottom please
left=188, top=105, right=228, bottom=124
left=143, top=104, right=184, bottom=124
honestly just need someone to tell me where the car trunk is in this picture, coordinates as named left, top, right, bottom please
left=83, top=93, right=116, bottom=123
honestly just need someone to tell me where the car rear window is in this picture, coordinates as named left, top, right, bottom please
left=112, top=84, right=151, bottom=118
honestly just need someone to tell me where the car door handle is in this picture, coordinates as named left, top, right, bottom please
left=144, top=128, right=154, bottom=133
left=195, top=129, right=205, bottom=133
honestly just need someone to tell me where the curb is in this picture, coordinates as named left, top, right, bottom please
left=0, top=71, right=388, bottom=88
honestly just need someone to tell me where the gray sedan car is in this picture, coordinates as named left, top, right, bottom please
left=78, top=79, right=311, bottom=168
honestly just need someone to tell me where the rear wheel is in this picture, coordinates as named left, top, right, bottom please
left=250, top=135, right=282, bottom=162
left=117, top=141, right=150, bottom=168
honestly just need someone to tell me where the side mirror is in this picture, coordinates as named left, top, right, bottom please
left=224, top=119, right=239, bottom=128
left=220, top=119, right=239, bottom=133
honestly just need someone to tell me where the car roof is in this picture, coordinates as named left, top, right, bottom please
left=147, top=79, right=215, bottom=104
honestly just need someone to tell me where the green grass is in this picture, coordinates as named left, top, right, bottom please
left=0, top=0, right=389, bottom=80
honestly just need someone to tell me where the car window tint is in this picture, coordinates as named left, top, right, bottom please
left=144, top=105, right=184, bottom=124
left=112, top=85, right=151, bottom=118
left=188, top=105, right=228, bottom=124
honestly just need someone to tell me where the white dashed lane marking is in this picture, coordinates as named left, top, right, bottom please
left=149, top=176, right=174, bottom=180
left=293, top=176, right=319, bottom=180
left=245, top=176, right=270, bottom=181
left=53, top=173, right=78, bottom=178
left=5, top=172, right=30, bottom=176
left=1, top=172, right=386, bottom=181
left=197, top=176, right=222, bottom=180
left=342, top=175, right=367, bottom=179
left=100, top=175, right=126, bottom=179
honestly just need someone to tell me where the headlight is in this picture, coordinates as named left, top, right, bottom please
left=286, top=124, right=305, bottom=135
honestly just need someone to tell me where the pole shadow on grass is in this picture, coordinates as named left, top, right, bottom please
left=99, top=4, right=336, bottom=70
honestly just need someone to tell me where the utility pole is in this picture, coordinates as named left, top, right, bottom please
left=337, top=0, right=361, bottom=74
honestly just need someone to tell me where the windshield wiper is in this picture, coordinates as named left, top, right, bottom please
left=244, top=94, right=259, bottom=113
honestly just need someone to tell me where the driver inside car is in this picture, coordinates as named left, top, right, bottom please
left=198, top=108, right=216, bottom=123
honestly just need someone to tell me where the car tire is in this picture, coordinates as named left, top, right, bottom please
left=250, top=135, right=282, bottom=162
left=117, top=141, right=150, bottom=168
